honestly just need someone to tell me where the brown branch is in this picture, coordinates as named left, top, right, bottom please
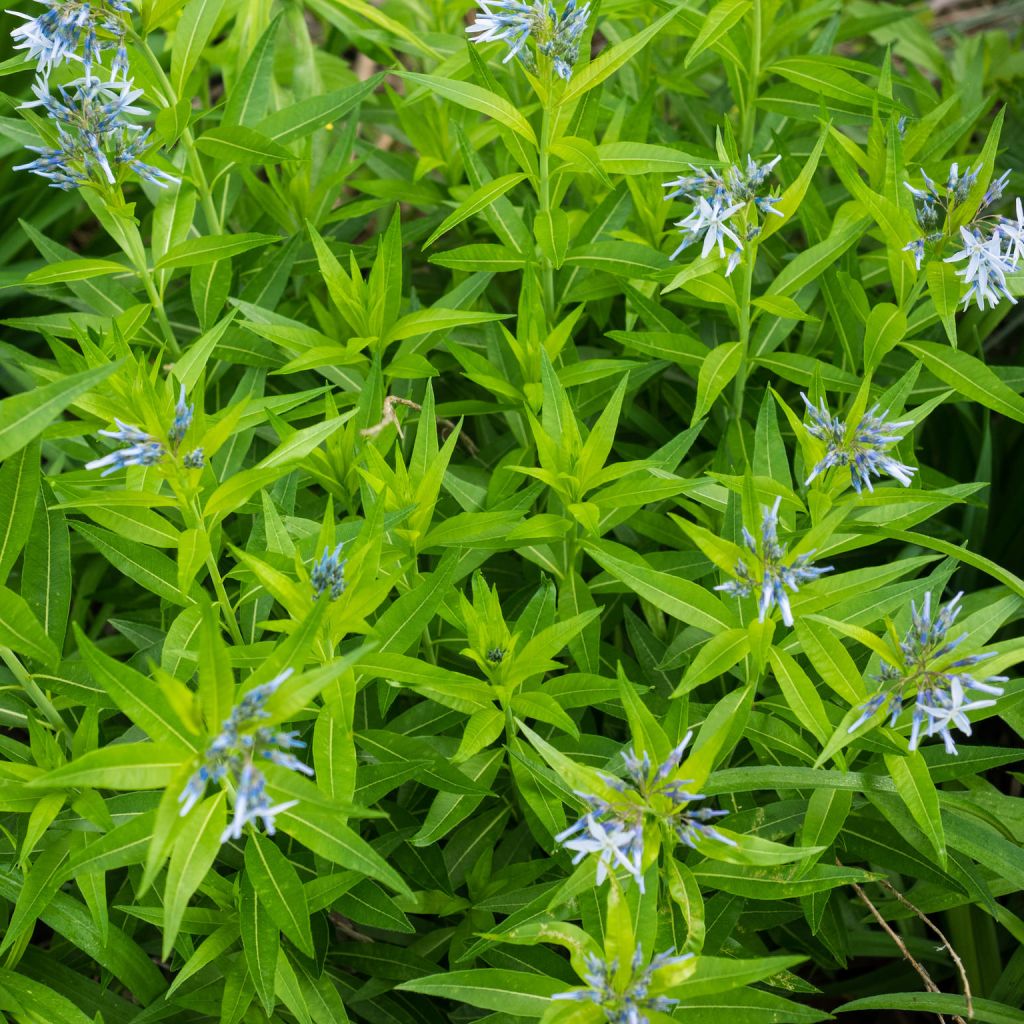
left=360, top=396, right=479, bottom=456
left=328, top=911, right=374, bottom=943
left=840, top=858, right=970, bottom=1024
left=875, top=875, right=973, bottom=1022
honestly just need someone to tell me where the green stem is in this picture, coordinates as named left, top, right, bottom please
left=139, top=266, right=180, bottom=356
left=132, top=32, right=223, bottom=235
left=1, top=648, right=71, bottom=740
left=732, top=248, right=756, bottom=428
left=538, top=69, right=556, bottom=329
left=741, top=0, right=762, bottom=153
left=172, top=472, right=245, bottom=646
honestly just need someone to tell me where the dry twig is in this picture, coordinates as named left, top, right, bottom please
left=840, top=858, right=970, bottom=1024
left=360, top=395, right=479, bottom=456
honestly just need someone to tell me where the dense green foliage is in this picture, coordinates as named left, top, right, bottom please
left=1, top=2, right=1023, bottom=1023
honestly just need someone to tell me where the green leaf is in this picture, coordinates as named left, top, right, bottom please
left=863, top=302, right=907, bottom=373
left=836, top=994, right=1024, bottom=1024
left=884, top=751, right=945, bottom=866
left=75, top=626, right=199, bottom=751
left=926, top=260, right=960, bottom=346
left=195, top=126, right=295, bottom=164
left=401, top=72, right=536, bottom=145
left=0, top=439, right=39, bottom=584
left=586, top=540, right=736, bottom=634
left=0, top=970, right=94, bottom=1024
left=396, top=970, right=565, bottom=1017
left=240, top=875, right=279, bottom=1015
left=72, top=522, right=189, bottom=606
left=423, top=173, right=527, bottom=250
left=383, top=307, right=509, bottom=343
left=274, top=802, right=411, bottom=896
left=693, top=342, right=743, bottom=425
left=768, top=647, right=832, bottom=745
left=0, top=583, right=59, bottom=668
left=768, top=57, right=895, bottom=109
left=25, top=258, right=131, bottom=285
left=900, top=340, right=1024, bottom=423
left=163, top=791, right=226, bottom=957
left=222, top=13, right=282, bottom=127
left=22, top=485, right=71, bottom=650
left=666, top=954, right=806, bottom=997
left=0, top=363, right=117, bottom=463
left=691, top=861, right=874, bottom=898
left=170, top=0, right=228, bottom=93
left=257, top=77, right=380, bottom=144
left=561, top=8, right=678, bottom=105
left=245, top=832, right=314, bottom=955
left=156, top=233, right=280, bottom=270
left=685, top=0, right=751, bottom=68
left=29, top=743, right=189, bottom=790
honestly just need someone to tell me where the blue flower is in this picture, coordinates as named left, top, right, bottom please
left=944, top=226, right=1018, bottom=312
left=715, top=497, right=832, bottom=627
left=310, top=542, right=346, bottom=600
left=848, top=591, right=1006, bottom=755
left=85, top=439, right=164, bottom=475
left=555, top=732, right=734, bottom=893
left=15, top=75, right=178, bottom=189
left=183, top=447, right=204, bottom=469
left=178, top=668, right=313, bottom=842
left=553, top=945, right=693, bottom=1024
left=901, top=163, right=1023, bottom=301
left=665, top=155, right=782, bottom=275
left=9, top=0, right=134, bottom=80
left=168, top=384, right=193, bottom=444
left=467, top=0, right=591, bottom=80
left=802, top=392, right=916, bottom=493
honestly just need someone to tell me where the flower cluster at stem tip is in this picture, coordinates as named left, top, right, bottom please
left=554, top=946, right=693, bottom=1024
left=802, top=393, right=916, bottom=494
left=467, top=0, right=590, bottom=81
left=664, top=155, right=784, bottom=276
left=715, top=497, right=832, bottom=628
left=85, top=384, right=203, bottom=474
left=555, top=731, right=734, bottom=893
left=9, top=0, right=178, bottom=189
left=903, top=163, right=1022, bottom=310
left=849, top=591, right=1006, bottom=755
left=310, top=543, right=347, bottom=600
left=178, top=668, right=314, bottom=843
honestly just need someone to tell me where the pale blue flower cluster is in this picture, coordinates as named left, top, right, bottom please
left=802, top=393, right=916, bottom=493
left=903, top=164, right=1022, bottom=310
left=10, top=0, right=133, bottom=79
left=86, top=384, right=203, bottom=475
left=715, top=497, right=832, bottom=627
left=555, top=732, right=733, bottom=893
left=664, top=155, right=783, bottom=275
left=10, top=0, right=178, bottom=189
left=553, top=946, right=692, bottom=1024
left=178, top=668, right=314, bottom=843
left=310, top=543, right=346, bottom=600
left=467, top=0, right=590, bottom=81
left=848, top=591, right=1006, bottom=755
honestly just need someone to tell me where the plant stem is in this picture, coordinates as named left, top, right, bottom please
left=0, top=648, right=71, bottom=741
left=538, top=69, right=557, bottom=329
left=741, top=0, right=762, bottom=154
left=131, top=32, right=224, bottom=235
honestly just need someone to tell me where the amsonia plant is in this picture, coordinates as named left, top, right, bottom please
left=0, top=2, right=1023, bottom=1024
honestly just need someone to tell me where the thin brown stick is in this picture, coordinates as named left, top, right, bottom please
left=847, top=876, right=946, bottom=1024
left=360, top=396, right=421, bottom=440
left=360, top=395, right=479, bottom=455
left=839, top=858, right=970, bottom=1024
left=875, top=876, right=973, bottom=1022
